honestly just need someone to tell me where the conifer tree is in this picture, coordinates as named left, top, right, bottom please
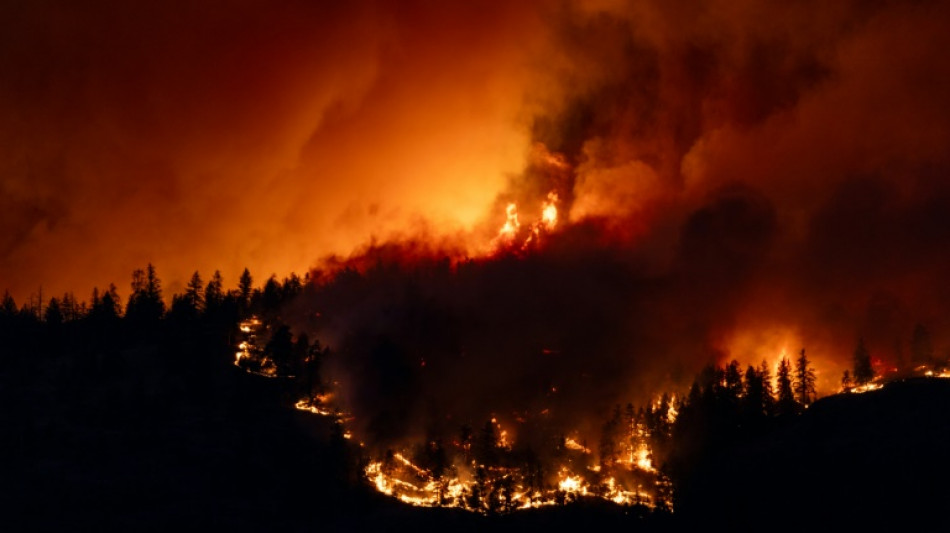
left=238, top=268, right=253, bottom=310
left=841, top=370, right=852, bottom=391
left=204, top=270, right=224, bottom=311
left=185, top=271, right=204, bottom=314
left=853, top=338, right=875, bottom=385
left=793, top=349, right=817, bottom=406
left=776, top=357, right=797, bottom=414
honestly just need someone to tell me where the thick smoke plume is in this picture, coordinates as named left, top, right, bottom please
left=281, top=0, right=950, bottom=446
left=3, top=1, right=950, bottom=444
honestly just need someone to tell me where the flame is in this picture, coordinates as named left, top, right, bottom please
left=489, top=191, right=560, bottom=254
left=557, top=469, right=587, bottom=495
left=564, top=437, right=591, bottom=454
left=541, top=192, right=558, bottom=230
left=498, top=203, right=521, bottom=242
left=231, top=315, right=675, bottom=514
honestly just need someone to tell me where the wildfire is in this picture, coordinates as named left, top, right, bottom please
left=490, top=191, right=560, bottom=253
left=843, top=363, right=950, bottom=394
left=230, top=311, right=675, bottom=515
left=541, top=191, right=558, bottom=230
left=233, top=316, right=281, bottom=377
left=557, top=470, right=587, bottom=495
left=564, top=437, right=591, bottom=454
left=498, top=203, right=521, bottom=242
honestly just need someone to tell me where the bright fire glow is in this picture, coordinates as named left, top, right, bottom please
left=490, top=191, right=560, bottom=254
left=541, top=192, right=558, bottom=230
left=564, top=437, right=591, bottom=454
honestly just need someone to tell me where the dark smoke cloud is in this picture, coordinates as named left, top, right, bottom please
left=4, top=1, right=950, bottom=445
left=279, top=0, right=950, bottom=446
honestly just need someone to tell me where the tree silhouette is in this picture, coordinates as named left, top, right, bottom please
left=127, top=264, right=164, bottom=324
left=775, top=357, right=797, bottom=414
left=599, top=405, right=623, bottom=468
left=1, top=291, right=16, bottom=316
left=758, top=361, right=775, bottom=415
left=204, top=270, right=224, bottom=312
left=264, top=324, right=294, bottom=375
left=793, top=349, right=817, bottom=406
left=43, top=297, right=63, bottom=327
left=238, top=268, right=253, bottom=311
left=262, top=275, right=282, bottom=315
left=723, top=360, right=743, bottom=405
left=185, top=271, right=204, bottom=314
left=841, top=370, right=852, bottom=391
left=475, top=420, right=499, bottom=467
left=853, top=338, right=874, bottom=385
left=742, top=365, right=768, bottom=419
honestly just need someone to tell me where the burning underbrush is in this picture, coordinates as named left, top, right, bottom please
left=235, top=312, right=950, bottom=517
left=234, top=316, right=280, bottom=378
left=229, top=184, right=950, bottom=517
left=359, top=408, right=675, bottom=513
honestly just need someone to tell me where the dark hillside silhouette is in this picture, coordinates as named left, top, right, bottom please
left=3, top=266, right=950, bottom=530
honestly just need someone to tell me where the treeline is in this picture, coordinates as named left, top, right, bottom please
left=0, top=264, right=308, bottom=356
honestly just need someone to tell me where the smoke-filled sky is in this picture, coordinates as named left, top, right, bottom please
left=4, top=0, right=950, bottom=392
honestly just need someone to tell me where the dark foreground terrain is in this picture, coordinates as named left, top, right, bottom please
left=4, top=340, right=950, bottom=531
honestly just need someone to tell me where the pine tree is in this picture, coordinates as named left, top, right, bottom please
left=145, top=263, right=163, bottom=310
left=723, top=360, right=743, bottom=404
left=776, top=357, right=797, bottom=414
left=44, top=297, right=63, bottom=326
left=841, top=370, right=852, bottom=391
left=758, top=360, right=775, bottom=415
left=853, top=338, right=874, bottom=385
left=743, top=365, right=766, bottom=418
left=185, top=271, right=204, bottom=314
left=793, top=349, right=817, bottom=406
left=102, top=284, right=121, bottom=318
left=262, top=275, right=282, bottom=313
left=127, top=265, right=164, bottom=327
left=204, top=270, right=223, bottom=312
left=599, top=405, right=622, bottom=468
left=238, top=268, right=253, bottom=310
left=1, top=291, right=18, bottom=316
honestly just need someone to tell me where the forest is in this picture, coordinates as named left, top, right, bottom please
left=3, top=264, right=950, bottom=530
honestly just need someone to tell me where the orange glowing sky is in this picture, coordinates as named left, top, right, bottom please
left=4, top=1, right=950, bottom=381
left=0, top=2, right=552, bottom=298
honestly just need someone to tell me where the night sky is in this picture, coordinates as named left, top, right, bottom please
left=4, top=0, right=950, bottom=388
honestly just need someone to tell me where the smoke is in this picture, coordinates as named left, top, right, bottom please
left=0, top=1, right=544, bottom=298
left=278, top=0, right=950, bottom=447
left=4, top=1, right=950, bottom=444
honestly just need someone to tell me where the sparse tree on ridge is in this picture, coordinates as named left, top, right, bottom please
left=793, top=349, right=817, bottom=406
left=853, top=338, right=875, bottom=386
left=238, top=268, right=253, bottom=311
left=841, top=370, right=852, bottom=391
left=776, top=357, right=797, bottom=414
left=204, top=270, right=224, bottom=312
left=43, top=297, right=63, bottom=326
left=185, top=271, right=204, bottom=314
left=1, top=291, right=17, bottom=316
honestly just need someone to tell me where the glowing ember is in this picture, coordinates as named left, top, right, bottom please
left=498, top=203, right=521, bottom=242
left=557, top=470, right=586, bottom=495
left=564, top=437, right=591, bottom=454
left=541, top=192, right=558, bottom=230
left=233, top=316, right=675, bottom=515
left=490, top=191, right=561, bottom=253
